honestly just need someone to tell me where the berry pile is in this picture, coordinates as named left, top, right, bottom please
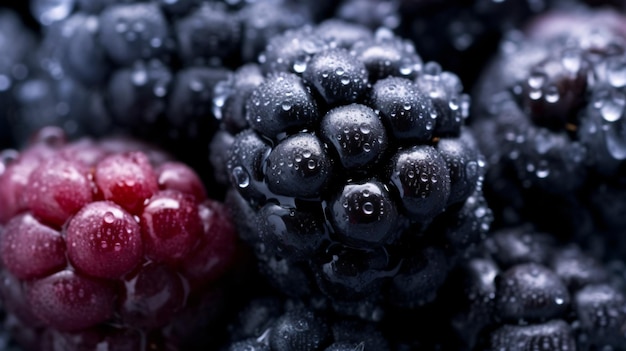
left=0, top=127, right=242, bottom=350
left=213, top=20, right=493, bottom=319
left=7, top=0, right=315, bottom=199
left=1, top=1, right=626, bottom=350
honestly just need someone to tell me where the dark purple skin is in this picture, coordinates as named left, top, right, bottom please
left=471, top=7, right=626, bottom=250
left=216, top=20, right=492, bottom=320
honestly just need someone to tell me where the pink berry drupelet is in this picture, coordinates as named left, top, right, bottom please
left=0, top=126, right=242, bottom=351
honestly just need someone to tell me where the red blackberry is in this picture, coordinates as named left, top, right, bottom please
left=0, top=127, right=242, bottom=351
left=471, top=6, right=626, bottom=253
left=212, top=20, right=493, bottom=320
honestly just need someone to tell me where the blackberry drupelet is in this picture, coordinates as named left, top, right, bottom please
left=212, top=20, right=493, bottom=320
left=471, top=6, right=626, bottom=253
left=0, top=126, right=243, bottom=351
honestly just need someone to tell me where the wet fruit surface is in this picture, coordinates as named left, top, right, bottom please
left=2, top=1, right=626, bottom=351
left=0, top=127, right=242, bottom=350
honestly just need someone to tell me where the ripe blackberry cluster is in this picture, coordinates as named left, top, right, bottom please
left=438, top=225, right=626, bottom=350
left=0, top=127, right=242, bottom=350
left=212, top=20, right=493, bottom=319
left=471, top=6, right=626, bottom=252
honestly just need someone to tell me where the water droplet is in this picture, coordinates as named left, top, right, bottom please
left=600, top=95, right=625, bottom=122
left=281, top=102, right=292, bottom=111
left=545, top=85, right=560, bottom=103
left=131, top=69, right=148, bottom=86
left=528, top=70, right=546, bottom=90
left=153, top=84, right=167, bottom=97
left=307, top=160, right=316, bottom=169
left=474, top=207, right=486, bottom=218
left=293, top=57, right=308, bottom=73
left=335, top=67, right=345, bottom=76
left=362, top=202, right=374, bottom=215
left=303, top=150, right=312, bottom=158
left=535, top=160, right=550, bottom=178
left=423, top=61, right=441, bottom=76
left=231, top=166, right=250, bottom=188
left=529, top=89, right=542, bottom=100
left=608, top=57, right=626, bottom=88
left=555, top=297, right=564, bottom=305
left=103, top=212, right=116, bottom=224
left=561, top=49, right=582, bottom=73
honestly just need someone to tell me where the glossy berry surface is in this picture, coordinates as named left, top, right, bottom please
left=471, top=7, right=626, bottom=252
left=432, top=225, right=626, bottom=350
left=221, top=296, right=393, bottom=351
left=0, top=127, right=241, bottom=351
left=213, top=20, right=493, bottom=319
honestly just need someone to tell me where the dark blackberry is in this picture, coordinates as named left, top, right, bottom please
left=220, top=296, right=392, bottom=351
left=0, top=126, right=244, bottom=351
left=213, top=20, right=493, bottom=319
left=437, top=225, right=626, bottom=351
left=391, top=0, right=548, bottom=90
left=8, top=0, right=314, bottom=199
left=0, top=9, right=37, bottom=150
left=471, top=6, right=626, bottom=253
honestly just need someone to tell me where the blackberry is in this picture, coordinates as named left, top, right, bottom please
left=471, top=6, right=626, bottom=252
left=220, top=295, right=392, bottom=351
left=436, top=225, right=626, bottom=351
left=213, top=20, right=493, bottom=319
left=8, top=0, right=314, bottom=199
left=0, top=126, right=243, bottom=350
left=0, top=9, right=37, bottom=150
left=392, top=0, right=549, bottom=91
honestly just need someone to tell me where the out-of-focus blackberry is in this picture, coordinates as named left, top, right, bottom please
left=0, top=9, right=37, bottom=150
left=435, top=225, right=626, bottom=351
left=0, top=126, right=245, bottom=351
left=9, top=0, right=313, bottom=199
left=471, top=6, right=626, bottom=253
left=393, top=0, right=549, bottom=91
left=212, top=20, right=493, bottom=320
